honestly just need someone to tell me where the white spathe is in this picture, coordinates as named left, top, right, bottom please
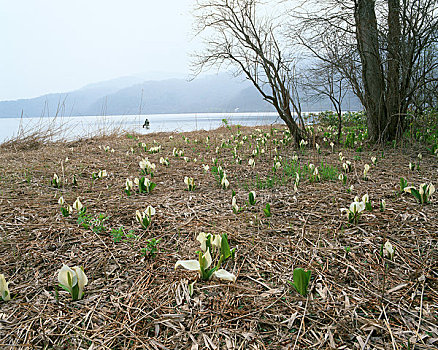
left=213, top=269, right=236, bottom=282
left=0, top=274, right=11, bottom=301
left=58, top=264, right=78, bottom=293
left=72, top=197, right=83, bottom=211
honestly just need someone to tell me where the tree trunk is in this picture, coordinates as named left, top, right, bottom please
left=355, top=0, right=387, bottom=142
left=274, top=105, right=303, bottom=144
left=386, top=0, right=402, bottom=140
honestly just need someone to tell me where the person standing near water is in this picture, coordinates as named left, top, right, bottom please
left=143, top=118, right=150, bottom=128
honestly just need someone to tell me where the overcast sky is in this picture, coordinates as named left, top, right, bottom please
left=0, top=0, right=196, bottom=101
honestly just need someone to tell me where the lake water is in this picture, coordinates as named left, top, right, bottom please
left=0, top=112, right=285, bottom=143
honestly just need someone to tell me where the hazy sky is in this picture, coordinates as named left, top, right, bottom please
left=0, top=0, right=196, bottom=101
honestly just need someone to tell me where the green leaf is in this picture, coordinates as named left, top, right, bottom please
left=59, top=284, right=72, bottom=294
left=292, top=268, right=311, bottom=296
left=263, top=203, right=271, bottom=217
left=221, top=233, right=231, bottom=260
left=141, top=217, right=150, bottom=229
left=230, top=247, right=236, bottom=260
left=202, top=267, right=216, bottom=281
left=71, top=283, right=79, bottom=301
left=248, top=192, right=256, bottom=205
left=60, top=207, right=70, bottom=217
left=149, top=183, right=156, bottom=192
left=399, top=177, right=407, bottom=191
left=410, top=188, right=422, bottom=203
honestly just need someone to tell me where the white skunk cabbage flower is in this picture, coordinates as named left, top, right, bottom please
left=294, top=172, right=300, bottom=191
left=212, top=269, right=236, bottom=282
left=175, top=249, right=236, bottom=282
left=184, top=176, right=195, bottom=191
left=428, top=183, right=435, bottom=196
left=0, top=274, right=11, bottom=301
left=196, top=232, right=209, bottom=252
left=418, top=153, right=422, bottom=160
left=72, top=197, right=83, bottom=211
left=383, top=241, right=394, bottom=260
left=330, top=142, right=334, bottom=152
left=362, top=193, right=369, bottom=204
left=145, top=205, right=156, bottom=217
left=202, top=164, right=210, bottom=172
left=363, top=164, right=370, bottom=179
left=58, top=196, right=65, bottom=206
left=248, top=158, right=255, bottom=167
left=221, top=175, right=230, bottom=189
left=380, top=198, right=386, bottom=211
left=98, top=169, right=108, bottom=178
left=313, top=167, right=319, bottom=179
left=175, top=249, right=212, bottom=272
left=58, top=264, right=88, bottom=300
left=315, top=143, right=320, bottom=152
left=125, top=178, right=133, bottom=191
left=349, top=201, right=365, bottom=215
left=211, top=234, right=222, bottom=250
left=139, top=159, right=147, bottom=170
left=371, top=156, right=377, bottom=165
left=409, top=162, right=415, bottom=170
left=232, top=196, right=239, bottom=213
left=135, top=210, right=144, bottom=223
left=342, top=162, right=349, bottom=172
left=57, top=265, right=77, bottom=291
left=248, top=191, right=256, bottom=205
left=308, top=163, right=315, bottom=173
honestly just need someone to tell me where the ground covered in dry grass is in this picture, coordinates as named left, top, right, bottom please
left=0, top=124, right=437, bottom=349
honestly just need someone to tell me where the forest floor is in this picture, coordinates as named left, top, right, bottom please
left=0, top=123, right=437, bottom=349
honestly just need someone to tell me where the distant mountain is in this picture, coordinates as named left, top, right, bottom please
left=0, top=73, right=361, bottom=118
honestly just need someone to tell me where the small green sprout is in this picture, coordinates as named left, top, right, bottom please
left=290, top=268, right=312, bottom=296
left=140, top=238, right=161, bottom=258
left=248, top=191, right=256, bottom=206
left=399, top=177, right=408, bottom=192
left=263, top=203, right=271, bottom=217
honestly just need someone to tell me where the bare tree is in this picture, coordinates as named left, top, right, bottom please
left=303, top=58, right=349, bottom=142
left=294, top=0, right=438, bottom=142
left=192, top=0, right=306, bottom=144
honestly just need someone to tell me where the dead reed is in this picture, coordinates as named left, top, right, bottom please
left=0, top=125, right=436, bottom=349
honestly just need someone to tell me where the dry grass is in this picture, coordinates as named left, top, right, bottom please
left=0, top=124, right=437, bottom=349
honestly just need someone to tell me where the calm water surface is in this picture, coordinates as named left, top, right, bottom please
left=0, top=112, right=284, bottom=143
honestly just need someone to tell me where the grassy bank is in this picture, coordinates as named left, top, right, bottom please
left=0, top=120, right=437, bottom=349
